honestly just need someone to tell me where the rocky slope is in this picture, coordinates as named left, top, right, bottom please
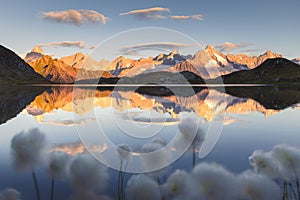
left=227, top=50, right=282, bottom=69
left=111, top=50, right=191, bottom=78
left=61, top=52, right=110, bottom=71
left=29, top=55, right=78, bottom=83
left=28, top=54, right=112, bottom=83
left=24, top=45, right=45, bottom=63
left=0, top=45, right=49, bottom=84
left=222, top=58, right=300, bottom=84
left=167, top=46, right=282, bottom=79
left=292, top=58, right=300, bottom=65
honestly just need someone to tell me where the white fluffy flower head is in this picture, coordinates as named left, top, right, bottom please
left=11, top=128, right=47, bottom=171
left=126, top=174, right=161, bottom=200
left=48, top=151, right=70, bottom=180
left=249, top=150, right=279, bottom=178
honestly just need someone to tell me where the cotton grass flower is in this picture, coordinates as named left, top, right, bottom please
left=126, top=174, right=161, bottom=200
left=117, top=144, right=132, bottom=161
left=11, top=128, right=47, bottom=171
left=47, top=151, right=70, bottom=200
left=249, top=150, right=279, bottom=178
left=47, top=151, right=70, bottom=180
left=178, top=117, right=201, bottom=142
left=163, top=169, right=191, bottom=199
left=238, top=170, right=280, bottom=200
left=10, top=128, right=47, bottom=200
left=117, top=144, right=132, bottom=200
left=271, top=144, right=300, bottom=180
left=191, top=163, right=240, bottom=200
left=0, top=188, right=21, bottom=200
left=141, top=141, right=172, bottom=173
left=152, top=138, right=168, bottom=147
left=177, top=117, right=206, bottom=158
left=69, top=154, right=109, bottom=195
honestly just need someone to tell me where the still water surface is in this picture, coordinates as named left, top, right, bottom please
left=1, top=85, right=300, bottom=199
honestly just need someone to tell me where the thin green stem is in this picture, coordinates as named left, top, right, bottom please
left=32, top=170, right=41, bottom=200
left=288, top=182, right=297, bottom=200
left=118, top=161, right=123, bottom=200
left=121, top=161, right=128, bottom=200
left=50, top=178, right=55, bottom=200
left=296, top=178, right=300, bottom=200
left=192, top=144, right=196, bottom=168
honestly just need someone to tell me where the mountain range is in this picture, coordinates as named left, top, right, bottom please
left=24, top=47, right=112, bottom=83
left=222, top=58, right=300, bottom=84
left=0, top=45, right=49, bottom=84
left=1, top=44, right=300, bottom=84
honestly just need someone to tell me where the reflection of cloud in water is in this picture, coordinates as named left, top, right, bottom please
left=26, top=105, right=45, bottom=116
left=214, top=116, right=248, bottom=126
left=50, top=142, right=108, bottom=156
left=42, top=118, right=96, bottom=126
left=119, top=111, right=181, bottom=126
left=131, top=117, right=180, bottom=125
left=0, top=188, right=21, bottom=200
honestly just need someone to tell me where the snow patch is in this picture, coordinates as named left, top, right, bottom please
left=214, top=53, right=228, bottom=65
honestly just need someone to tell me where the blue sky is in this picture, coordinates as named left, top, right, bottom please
left=1, top=0, right=299, bottom=59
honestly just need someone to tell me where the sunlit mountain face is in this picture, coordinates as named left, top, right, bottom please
left=1, top=0, right=300, bottom=198
left=1, top=33, right=300, bottom=200
left=23, top=45, right=287, bottom=83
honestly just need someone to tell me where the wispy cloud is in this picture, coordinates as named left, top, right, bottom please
left=43, top=10, right=109, bottom=26
left=215, top=42, right=253, bottom=52
left=240, top=49, right=261, bottom=53
left=50, top=142, right=108, bottom=156
left=39, top=41, right=94, bottom=49
left=119, top=42, right=193, bottom=56
left=42, top=118, right=96, bottom=126
left=120, top=7, right=171, bottom=20
left=171, top=14, right=204, bottom=21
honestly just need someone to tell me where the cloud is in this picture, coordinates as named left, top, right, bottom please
left=39, top=41, right=94, bottom=49
left=120, top=7, right=171, bottom=20
left=240, top=49, right=261, bottom=53
left=50, top=142, right=108, bottom=156
left=42, top=118, right=96, bottom=126
left=43, top=10, right=109, bottom=25
left=121, top=113, right=181, bottom=126
left=215, top=42, right=253, bottom=52
left=119, top=42, right=193, bottom=56
left=171, top=14, right=204, bottom=21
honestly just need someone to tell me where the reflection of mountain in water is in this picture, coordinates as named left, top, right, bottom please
left=225, top=86, right=300, bottom=110
left=23, top=86, right=300, bottom=124
left=2, top=86, right=299, bottom=125
left=0, top=86, right=47, bottom=124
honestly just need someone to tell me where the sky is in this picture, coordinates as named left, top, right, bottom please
left=0, top=0, right=299, bottom=59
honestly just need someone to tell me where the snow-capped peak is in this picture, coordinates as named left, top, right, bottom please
left=31, top=45, right=44, bottom=55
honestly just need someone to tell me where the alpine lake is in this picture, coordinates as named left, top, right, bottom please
left=1, top=84, right=300, bottom=200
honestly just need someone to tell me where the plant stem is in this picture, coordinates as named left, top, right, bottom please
left=50, top=178, right=55, bottom=200
left=193, top=144, right=196, bottom=168
left=282, top=182, right=288, bottom=200
left=32, top=170, right=41, bottom=200
left=296, top=178, right=300, bottom=200
left=288, top=182, right=297, bottom=200
left=121, top=161, right=128, bottom=200
left=118, top=161, right=123, bottom=200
